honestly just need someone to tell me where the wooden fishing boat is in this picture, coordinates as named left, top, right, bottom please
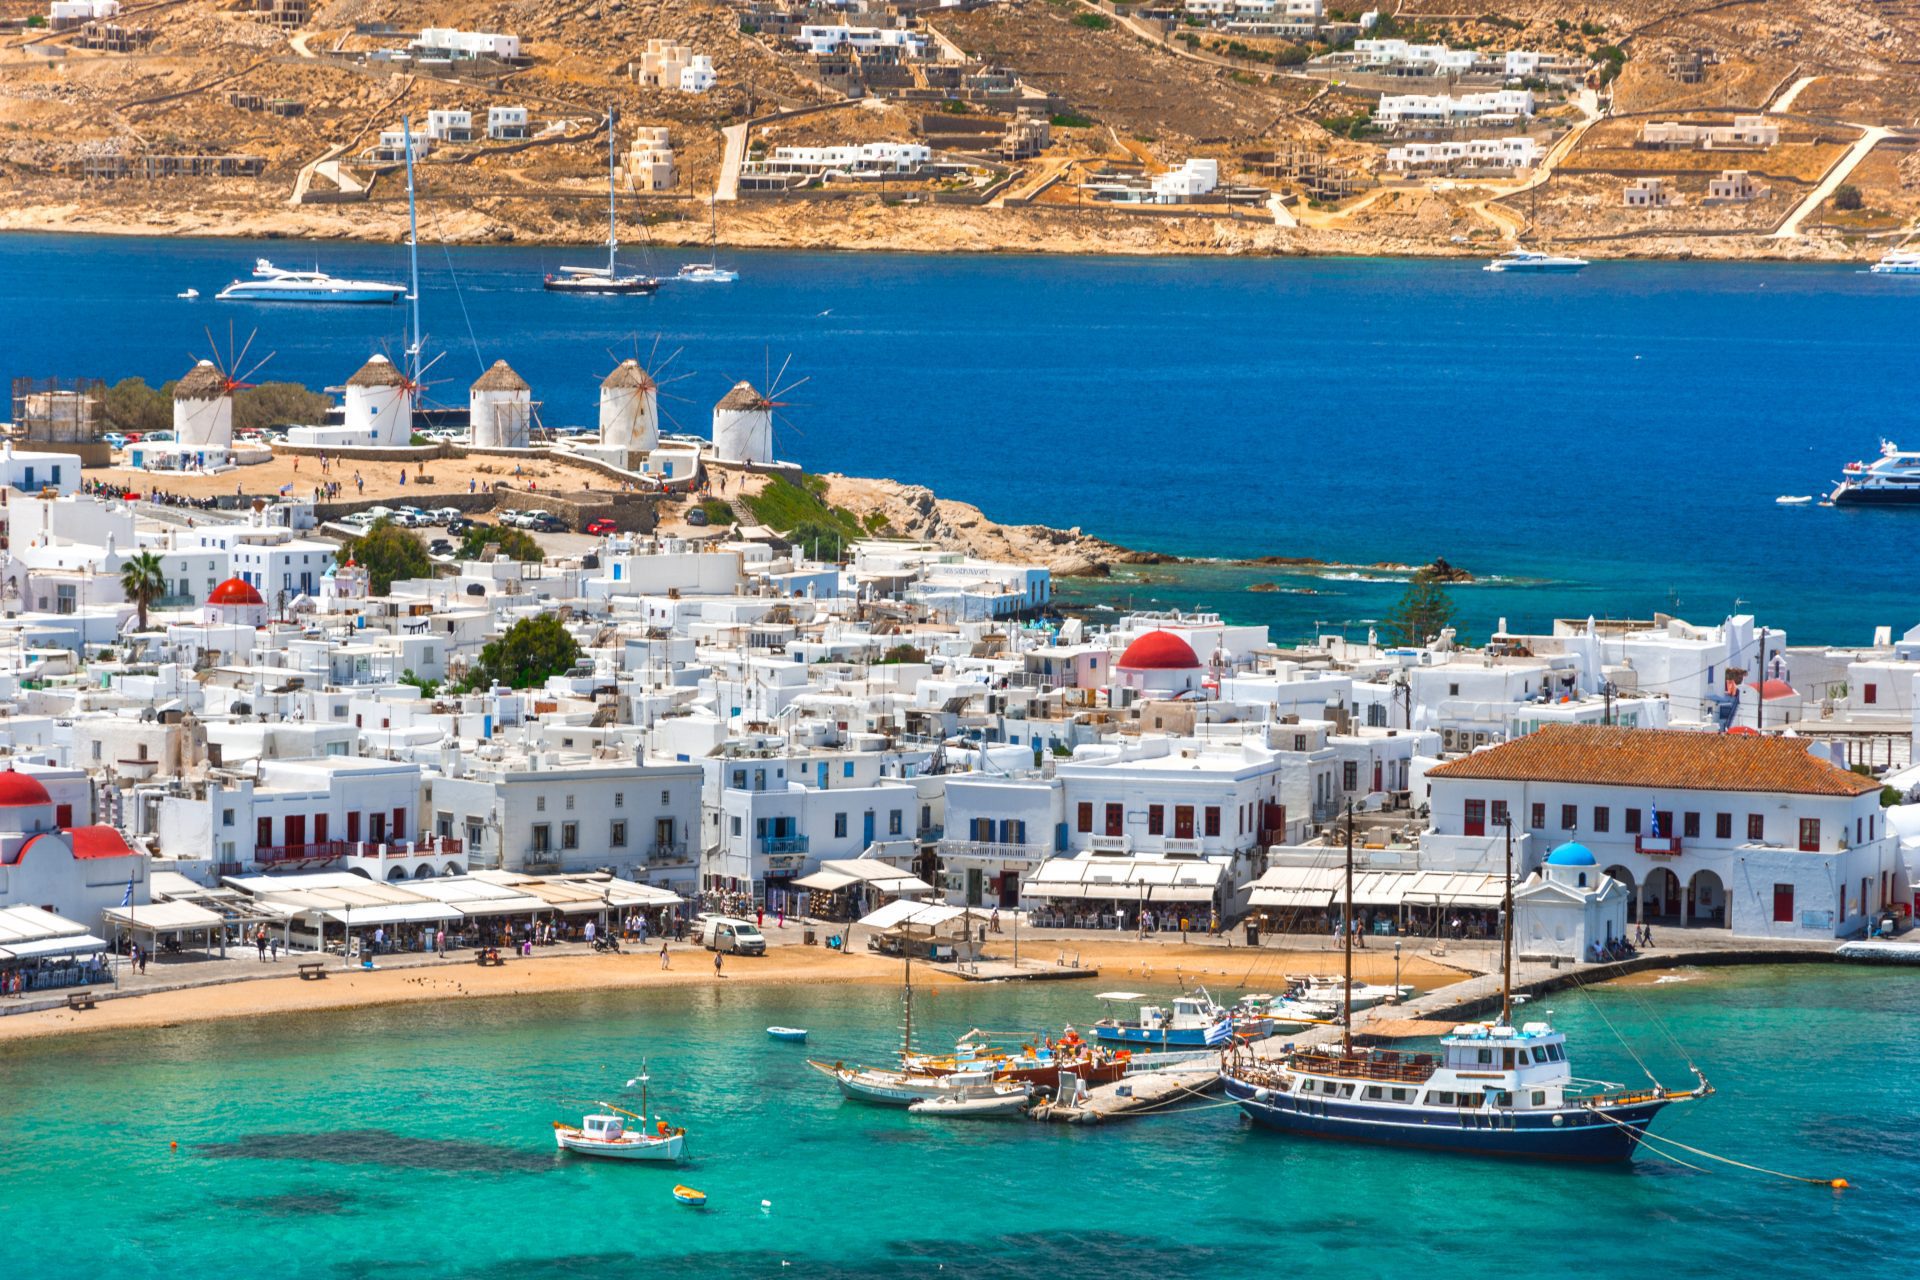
left=552, top=1108, right=685, bottom=1162
left=672, top=1185, right=707, bottom=1206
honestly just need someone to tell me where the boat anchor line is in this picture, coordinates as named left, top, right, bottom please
left=1586, top=1108, right=1847, bottom=1188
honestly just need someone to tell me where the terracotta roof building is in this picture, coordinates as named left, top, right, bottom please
left=1427, top=724, right=1880, bottom=797
left=1421, top=724, right=1898, bottom=940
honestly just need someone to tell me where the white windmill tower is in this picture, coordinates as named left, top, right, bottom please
left=173, top=325, right=271, bottom=454
left=469, top=359, right=532, bottom=449
left=342, top=354, right=416, bottom=446
left=599, top=359, right=660, bottom=456
left=712, top=358, right=807, bottom=466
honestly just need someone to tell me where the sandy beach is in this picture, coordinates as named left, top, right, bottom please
left=0, top=936, right=1472, bottom=1043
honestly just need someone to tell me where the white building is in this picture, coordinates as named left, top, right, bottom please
left=680, top=55, right=716, bottom=93
left=487, top=106, right=530, bottom=140
left=1376, top=89, right=1534, bottom=127
left=712, top=382, right=773, bottom=465
left=0, top=440, right=82, bottom=496
left=1150, top=158, right=1220, bottom=202
left=1513, top=841, right=1630, bottom=961
left=426, top=109, right=474, bottom=143
left=1386, top=137, right=1541, bottom=170
left=411, top=28, right=521, bottom=60
left=1423, top=723, right=1899, bottom=939
left=793, top=25, right=930, bottom=57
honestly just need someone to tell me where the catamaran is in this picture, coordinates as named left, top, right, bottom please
left=1220, top=806, right=1711, bottom=1161
left=676, top=198, right=738, bottom=284
left=216, top=260, right=406, bottom=304
left=547, top=108, right=659, bottom=295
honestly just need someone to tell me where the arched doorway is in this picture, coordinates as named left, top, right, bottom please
left=1604, top=866, right=1638, bottom=922
left=386, top=865, right=408, bottom=882
left=1686, top=869, right=1727, bottom=927
left=1643, top=867, right=1682, bottom=925
left=412, top=864, right=436, bottom=880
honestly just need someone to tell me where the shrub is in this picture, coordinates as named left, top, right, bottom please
left=1834, top=184, right=1864, bottom=211
left=1072, top=11, right=1112, bottom=28
left=1051, top=112, right=1095, bottom=128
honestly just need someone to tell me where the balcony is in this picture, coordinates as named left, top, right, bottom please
left=648, top=841, right=692, bottom=865
left=523, top=851, right=563, bottom=874
left=937, top=838, right=1050, bottom=864
left=761, top=835, right=810, bottom=856
left=1089, top=834, right=1131, bottom=853
left=1635, top=834, right=1684, bottom=858
left=1162, top=837, right=1204, bottom=855
left=255, top=840, right=350, bottom=865
left=418, top=835, right=463, bottom=855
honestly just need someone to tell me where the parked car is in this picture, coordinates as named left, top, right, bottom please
left=339, top=511, right=377, bottom=532
left=430, top=507, right=462, bottom=525
left=428, top=539, right=455, bottom=556
left=584, top=518, right=618, bottom=536
left=531, top=514, right=566, bottom=533
left=102, top=432, right=128, bottom=450
left=685, top=507, right=710, bottom=527
left=446, top=517, right=476, bottom=537
left=394, top=507, right=429, bottom=528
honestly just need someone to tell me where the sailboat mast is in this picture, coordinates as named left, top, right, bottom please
left=403, top=116, right=422, bottom=384
left=1342, top=799, right=1354, bottom=1055
left=606, top=106, right=618, bottom=276
left=902, top=944, right=913, bottom=1058
left=1501, top=816, right=1514, bottom=1026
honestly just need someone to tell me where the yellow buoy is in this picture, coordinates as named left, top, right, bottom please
left=1831, top=1179, right=1850, bottom=1190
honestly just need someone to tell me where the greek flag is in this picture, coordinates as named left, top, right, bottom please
left=1205, top=1018, right=1233, bottom=1048
left=1647, top=803, right=1662, bottom=839
left=120, top=869, right=135, bottom=908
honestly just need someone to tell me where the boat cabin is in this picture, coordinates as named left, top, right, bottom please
left=1277, top=1021, right=1576, bottom=1112
left=580, top=1114, right=627, bottom=1139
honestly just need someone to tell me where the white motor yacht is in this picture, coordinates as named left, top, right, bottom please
left=1830, top=440, right=1920, bottom=505
left=1869, top=248, right=1920, bottom=275
left=1485, top=248, right=1589, bottom=273
left=216, top=260, right=406, bottom=304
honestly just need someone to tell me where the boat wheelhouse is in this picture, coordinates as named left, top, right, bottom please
left=1830, top=441, right=1920, bottom=505
left=1090, top=989, right=1245, bottom=1048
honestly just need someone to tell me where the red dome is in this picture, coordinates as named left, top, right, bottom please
left=1117, top=631, right=1202, bottom=671
left=0, top=768, right=52, bottom=807
left=207, top=577, right=264, bottom=606
left=1743, top=678, right=1797, bottom=701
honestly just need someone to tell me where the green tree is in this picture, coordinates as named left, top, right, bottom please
left=101, top=377, right=173, bottom=434
left=118, top=550, right=168, bottom=631
left=459, top=524, right=543, bottom=561
left=1834, top=184, right=1864, bottom=212
left=468, top=614, right=580, bottom=690
left=340, top=519, right=431, bottom=593
left=1385, top=568, right=1458, bottom=647
left=786, top=520, right=850, bottom=561
left=877, top=644, right=926, bottom=664
left=233, top=382, right=331, bottom=432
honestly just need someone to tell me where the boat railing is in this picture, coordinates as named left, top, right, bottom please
left=1287, top=1050, right=1438, bottom=1084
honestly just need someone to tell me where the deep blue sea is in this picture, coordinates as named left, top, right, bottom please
left=3, top=233, right=1913, bottom=643
left=0, top=966, right=1907, bottom=1279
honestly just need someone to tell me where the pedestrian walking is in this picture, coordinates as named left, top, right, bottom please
left=714, top=950, right=725, bottom=978
left=660, top=941, right=671, bottom=970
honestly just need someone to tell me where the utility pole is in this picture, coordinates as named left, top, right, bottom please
left=1756, top=626, right=1769, bottom=733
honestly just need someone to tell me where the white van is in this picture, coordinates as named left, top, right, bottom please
left=700, top=915, right=766, bottom=956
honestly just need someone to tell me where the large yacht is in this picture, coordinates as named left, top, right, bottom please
left=1830, top=441, right=1920, bottom=505
left=1869, top=248, right=1920, bottom=276
left=216, top=260, right=406, bottom=304
left=1485, top=248, right=1589, bottom=274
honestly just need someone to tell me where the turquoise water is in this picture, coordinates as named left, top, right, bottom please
left=0, top=964, right=1907, bottom=1278
left=3, top=234, right=1917, bottom=642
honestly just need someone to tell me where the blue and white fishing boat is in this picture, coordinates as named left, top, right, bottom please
left=1222, top=807, right=1710, bottom=1162
left=216, top=260, right=406, bottom=304
left=1090, top=990, right=1238, bottom=1048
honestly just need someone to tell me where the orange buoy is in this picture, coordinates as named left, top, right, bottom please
left=1831, top=1179, right=1850, bottom=1190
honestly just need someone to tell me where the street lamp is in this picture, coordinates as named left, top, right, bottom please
left=1394, top=937, right=1403, bottom=1000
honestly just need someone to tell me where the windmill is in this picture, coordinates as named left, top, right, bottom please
left=174, top=322, right=273, bottom=453
left=599, top=336, right=696, bottom=459
left=711, top=352, right=808, bottom=467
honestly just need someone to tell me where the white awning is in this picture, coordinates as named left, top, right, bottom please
left=1352, top=872, right=1416, bottom=907
left=1401, top=871, right=1508, bottom=908
left=102, top=901, right=225, bottom=932
left=1249, top=886, right=1334, bottom=909
left=0, top=932, right=109, bottom=960
left=793, top=870, right=860, bottom=892
left=319, top=903, right=463, bottom=926
left=858, top=900, right=963, bottom=931
left=1149, top=884, right=1219, bottom=903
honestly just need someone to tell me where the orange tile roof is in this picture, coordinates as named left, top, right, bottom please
left=1426, top=724, right=1881, bottom=797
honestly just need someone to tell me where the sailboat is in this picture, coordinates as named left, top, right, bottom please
left=546, top=108, right=659, bottom=295
left=1220, top=806, right=1712, bottom=1162
left=807, top=942, right=1030, bottom=1109
left=676, top=198, right=738, bottom=284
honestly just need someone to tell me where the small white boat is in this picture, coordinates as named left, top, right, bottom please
left=767, top=1026, right=808, bottom=1042
left=177, top=288, right=199, bottom=300
left=676, top=263, right=738, bottom=284
left=552, top=1109, right=686, bottom=1161
left=1775, top=494, right=1813, bottom=505
left=908, top=1092, right=1031, bottom=1120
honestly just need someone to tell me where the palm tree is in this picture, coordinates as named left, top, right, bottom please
left=119, top=550, right=167, bottom=632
